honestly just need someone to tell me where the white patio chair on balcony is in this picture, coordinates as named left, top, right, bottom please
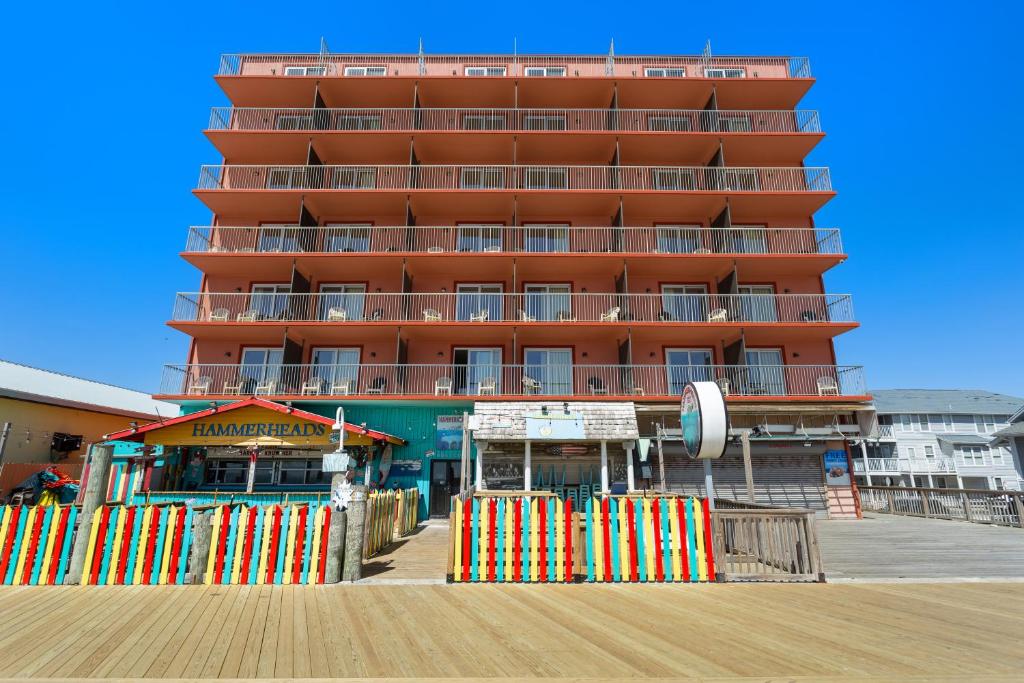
left=209, top=308, right=229, bottom=322
left=519, top=309, right=536, bottom=322
left=470, top=310, right=489, bottom=322
left=365, top=377, right=387, bottom=394
left=483, top=245, right=501, bottom=252
left=478, top=377, right=497, bottom=395
left=427, top=246, right=444, bottom=253
left=600, top=306, right=621, bottom=322
left=522, top=376, right=543, bottom=395
left=557, top=310, right=577, bottom=322
left=707, top=308, right=728, bottom=322
left=423, top=308, right=442, bottom=322
left=188, top=376, right=212, bottom=395
left=237, top=309, right=258, bottom=323
left=693, top=247, right=712, bottom=254
left=817, top=376, right=840, bottom=396
left=435, top=376, right=453, bottom=395
left=587, top=376, right=608, bottom=395
left=715, top=377, right=731, bottom=396
left=327, top=307, right=347, bottom=322
left=300, top=377, right=323, bottom=396
left=631, top=386, right=646, bottom=396
left=330, top=379, right=352, bottom=395
left=222, top=381, right=243, bottom=395
left=254, top=380, right=276, bottom=396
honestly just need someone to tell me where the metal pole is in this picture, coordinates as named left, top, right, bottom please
left=703, top=459, right=716, bottom=509
left=741, top=430, right=755, bottom=504
left=66, top=444, right=114, bottom=584
left=656, top=427, right=666, bottom=492
left=474, top=440, right=485, bottom=490
left=524, top=440, right=532, bottom=492
left=859, top=440, right=873, bottom=486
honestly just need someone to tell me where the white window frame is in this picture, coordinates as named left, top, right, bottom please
left=655, top=225, right=702, bottom=253
left=661, top=284, right=708, bottom=322
left=465, top=66, right=507, bottom=77
left=717, top=114, right=753, bottom=132
left=274, top=114, right=315, bottom=130
left=456, top=224, right=503, bottom=252
left=648, top=115, right=692, bottom=132
left=323, top=223, right=371, bottom=252
left=924, top=445, right=935, bottom=458
left=645, top=67, right=686, bottom=78
left=737, top=284, right=777, bottom=322
left=344, top=66, right=387, bottom=77
left=906, top=446, right=918, bottom=459
left=266, top=167, right=305, bottom=189
left=523, top=284, right=571, bottom=322
left=522, top=224, right=570, bottom=253
left=331, top=167, right=376, bottom=189
left=524, top=66, right=566, bottom=77
left=284, top=66, right=326, bottom=76
left=257, top=224, right=300, bottom=252
left=456, top=283, right=504, bottom=321
left=318, top=283, right=366, bottom=321
left=722, top=168, right=760, bottom=191
left=334, top=114, right=382, bottom=130
left=523, top=347, right=573, bottom=396
left=665, top=348, right=714, bottom=391
left=704, top=67, right=746, bottom=78
left=452, top=347, right=503, bottom=395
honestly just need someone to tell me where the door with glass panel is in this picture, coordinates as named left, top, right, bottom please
left=655, top=225, right=702, bottom=253
left=452, top=348, right=501, bottom=395
left=323, top=223, right=371, bottom=252
left=661, top=285, right=707, bottom=322
left=523, top=348, right=572, bottom=395
left=744, top=348, right=785, bottom=395
left=456, top=224, right=502, bottom=252
left=257, top=224, right=301, bottom=252
left=319, top=284, right=366, bottom=321
left=456, top=284, right=502, bottom=321
left=523, top=224, right=569, bottom=252
left=310, top=347, right=360, bottom=394
left=665, top=349, right=714, bottom=394
left=239, top=347, right=283, bottom=394
left=737, top=285, right=776, bottom=322
left=524, top=284, right=571, bottom=321
left=249, top=284, right=290, bottom=320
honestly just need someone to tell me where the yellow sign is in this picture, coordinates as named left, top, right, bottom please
left=142, top=405, right=376, bottom=447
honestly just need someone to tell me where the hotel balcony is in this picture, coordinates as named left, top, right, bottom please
left=853, top=458, right=958, bottom=475
left=194, top=164, right=833, bottom=219
left=215, top=54, right=812, bottom=109
left=158, top=363, right=865, bottom=402
left=207, top=107, right=822, bottom=164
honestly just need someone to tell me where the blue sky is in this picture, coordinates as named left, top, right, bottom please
left=1, top=1, right=1021, bottom=395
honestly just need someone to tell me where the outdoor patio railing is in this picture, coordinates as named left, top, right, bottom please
left=858, top=486, right=1024, bottom=527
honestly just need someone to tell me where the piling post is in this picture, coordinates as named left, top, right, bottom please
left=189, top=509, right=214, bottom=584
left=341, top=485, right=368, bottom=582
left=65, top=444, right=113, bottom=584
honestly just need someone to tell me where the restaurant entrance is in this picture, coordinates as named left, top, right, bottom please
left=429, top=460, right=461, bottom=517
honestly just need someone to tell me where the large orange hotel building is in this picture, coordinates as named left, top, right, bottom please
left=150, top=46, right=870, bottom=519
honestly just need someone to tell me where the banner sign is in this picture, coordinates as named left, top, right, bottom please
left=823, top=450, right=851, bottom=486
left=436, top=415, right=465, bottom=452
left=680, top=382, right=729, bottom=460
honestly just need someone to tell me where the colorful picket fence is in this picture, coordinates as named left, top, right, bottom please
left=451, top=496, right=575, bottom=583
left=80, top=504, right=194, bottom=585
left=585, top=496, right=715, bottom=583
left=204, top=504, right=330, bottom=585
left=364, top=488, right=420, bottom=558
left=0, top=505, right=78, bottom=585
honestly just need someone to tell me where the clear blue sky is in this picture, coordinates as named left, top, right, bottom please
left=1, top=1, right=1021, bottom=395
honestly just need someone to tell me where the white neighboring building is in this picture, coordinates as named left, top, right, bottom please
left=855, top=389, right=1024, bottom=491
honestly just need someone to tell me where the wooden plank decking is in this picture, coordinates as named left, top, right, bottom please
left=0, top=582, right=1023, bottom=680
left=361, top=520, right=449, bottom=582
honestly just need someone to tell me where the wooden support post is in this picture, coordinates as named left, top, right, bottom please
left=624, top=441, right=636, bottom=492
left=921, top=489, right=930, bottom=518
left=65, top=444, right=113, bottom=584
left=656, top=430, right=666, bottom=492
left=1013, top=493, right=1024, bottom=529
left=189, top=509, right=214, bottom=584
left=341, top=485, right=367, bottom=582
left=962, top=492, right=974, bottom=523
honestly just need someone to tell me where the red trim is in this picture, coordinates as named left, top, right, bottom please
left=102, top=396, right=405, bottom=445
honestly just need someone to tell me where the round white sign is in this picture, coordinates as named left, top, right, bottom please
left=680, top=381, right=730, bottom=459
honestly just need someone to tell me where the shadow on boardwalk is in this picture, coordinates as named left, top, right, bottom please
left=361, top=520, right=449, bottom=582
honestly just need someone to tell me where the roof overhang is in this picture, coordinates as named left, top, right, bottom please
left=103, top=397, right=405, bottom=447
left=936, top=434, right=991, bottom=446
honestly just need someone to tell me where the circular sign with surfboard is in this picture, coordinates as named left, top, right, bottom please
left=680, top=381, right=730, bottom=460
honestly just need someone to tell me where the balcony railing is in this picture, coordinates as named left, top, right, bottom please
left=853, top=458, right=958, bottom=474
left=197, top=165, right=832, bottom=193
left=208, top=107, right=821, bottom=134
left=161, top=363, right=864, bottom=399
left=185, top=225, right=843, bottom=256
left=217, top=53, right=811, bottom=79
left=172, top=292, right=855, bottom=325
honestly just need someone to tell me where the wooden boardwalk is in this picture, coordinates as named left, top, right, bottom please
left=818, top=513, right=1024, bottom=580
left=361, top=520, right=449, bottom=582
left=0, top=582, right=1023, bottom=680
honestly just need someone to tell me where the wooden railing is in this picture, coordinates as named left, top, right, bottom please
left=859, top=486, right=1024, bottom=528
left=710, top=507, right=824, bottom=582
left=364, top=488, right=420, bottom=558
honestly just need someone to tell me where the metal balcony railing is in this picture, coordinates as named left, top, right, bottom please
left=217, top=53, right=811, bottom=79
left=196, top=165, right=832, bottom=193
left=208, top=107, right=821, bottom=134
left=853, top=458, right=959, bottom=474
left=185, top=225, right=843, bottom=256
left=161, top=363, right=864, bottom=399
left=172, top=292, right=854, bottom=325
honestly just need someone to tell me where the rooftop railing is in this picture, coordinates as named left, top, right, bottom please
left=161, top=363, right=864, bottom=399
left=196, top=165, right=832, bottom=193
left=172, top=292, right=854, bottom=325
left=208, top=107, right=821, bottom=134
left=217, top=53, right=811, bottom=79
left=185, top=225, right=843, bottom=256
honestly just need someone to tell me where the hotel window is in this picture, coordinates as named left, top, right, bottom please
left=524, top=284, right=571, bottom=322
left=928, top=414, right=947, bottom=432
left=460, top=167, right=505, bottom=189
left=452, top=348, right=502, bottom=395
left=457, top=224, right=503, bottom=252
left=318, top=284, right=366, bottom=321
left=274, top=114, right=314, bottom=130
left=975, top=415, right=996, bottom=433
left=924, top=445, right=935, bottom=458
left=652, top=168, right=696, bottom=190
left=523, top=115, right=567, bottom=131
left=249, top=285, right=290, bottom=320
left=910, top=414, right=923, bottom=431
left=335, top=114, right=382, bottom=130
left=266, top=167, right=306, bottom=189
left=456, top=284, right=503, bottom=321
left=896, top=414, right=912, bottom=432
left=523, top=348, right=573, bottom=395
left=738, top=285, right=777, bottom=322
left=239, top=347, right=283, bottom=393
left=278, top=459, right=328, bottom=486
left=465, top=66, right=507, bottom=77
left=717, top=115, right=753, bottom=132
left=462, top=114, right=506, bottom=130
left=655, top=225, right=702, bottom=253
left=721, top=168, right=759, bottom=191
left=648, top=115, right=692, bottom=132
left=960, top=446, right=985, bottom=465
left=704, top=67, right=745, bottom=78
left=742, top=349, right=785, bottom=395
left=645, top=67, right=686, bottom=78
left=665, top=349, right=714, bottom=393
left=994, top=477, right=1005, bottom=490
left=344, top=66, right=386, bottom=77
left=728, top=226, right=769, bottom=254
left=523, top=224, right=570, bottom=253
left=323, top=224, right=371, bottom=252
left=311, top=347, right=360, bottom=391
left=992, top=449, right=1004, bottom=465
left=331, top=167, right=376, bottom=189
left=523, top=166, right=568, bottom=189
left=524, top=66, right=566, bottom=77
left=661, top=284, right=707, bottom=322
left=284, top=66, right=326, bottom=76
left=205, top=460, right=274, bottom=485
left=257, top=224, right=301, bottom=252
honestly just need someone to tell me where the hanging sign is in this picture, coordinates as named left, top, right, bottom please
left=680, top=381, right=729, bottom=459
left=823, top=450, right=851, bottom=486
